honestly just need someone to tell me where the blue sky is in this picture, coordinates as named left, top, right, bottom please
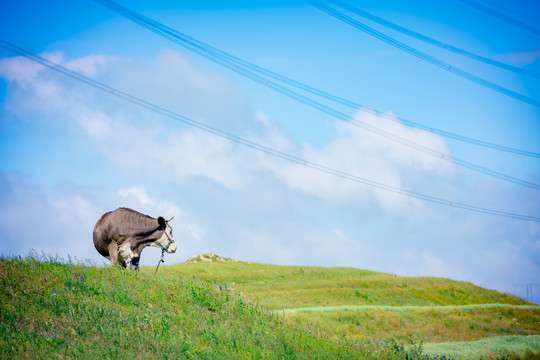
left=1, top=0, right=540, bottom=301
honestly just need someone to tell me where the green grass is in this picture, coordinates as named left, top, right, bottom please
left=158, top=260, right=528, bottom=310
left=0, top=254, right=426, bottom=360
left=150, top=256, right=540, bottom=358
left=3, top=254, right=538, bottom=359
left=284, top=305, right=540, bottom=343
left=421, top=335, right=540, bottom=360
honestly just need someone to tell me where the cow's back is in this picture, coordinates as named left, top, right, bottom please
left=93, top=208, right=157, bottom=257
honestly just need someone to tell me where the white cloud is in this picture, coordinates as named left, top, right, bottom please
left=263, top=108, right=453, bottom=210
left=0, top=51, right=107, bottom=115
left=118, top=186, right=155, bottom=207
left=0, top=50, right=256, bottom=190
left=112, top=49, right=251, bottom=129
left=0, top=173, right=103, bottom=262
left=0, top=55, right=43, bottom=82
left=0, top=51, right=115, bottom=82
left=77, top=110, right=112, bottom=139
left=118, top=185, right=180, bottom=216
left=65, top=54, right=117, bottom=76
left=3, top=50, right=456, bottom=205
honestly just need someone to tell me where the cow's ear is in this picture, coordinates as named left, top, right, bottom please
left=158, top=216, right=166, bottom=229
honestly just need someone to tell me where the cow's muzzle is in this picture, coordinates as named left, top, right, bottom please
left=163, top=231, right=177, bottom=253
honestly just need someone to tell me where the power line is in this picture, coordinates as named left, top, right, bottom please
left=90, top=0, right=540, bottom=191
left=457, top=0, right=540, bottom=36
left=323, top=0, right=540, bottom=79
left=306, top=0, right=540, bottom=108
left=92, top=0, right=540, bottom=160
left=1, top=39, right=539, bottom=223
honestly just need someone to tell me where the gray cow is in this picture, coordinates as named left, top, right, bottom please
left=93, top=207, right=177, bottom=270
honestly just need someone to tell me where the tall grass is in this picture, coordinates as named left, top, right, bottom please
left=1, top=255, right=426, bottom=359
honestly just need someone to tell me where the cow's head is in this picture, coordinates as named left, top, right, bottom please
left=153, top=216, right=177, bottom=253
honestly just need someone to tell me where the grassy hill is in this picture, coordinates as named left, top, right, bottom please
left=148, top=254, right=540, bottom=358
left=0, top=255, right=420, bottom=360
left=2, top=253, right=539, bottom=359
left=158, top=255, right=528, bottom=309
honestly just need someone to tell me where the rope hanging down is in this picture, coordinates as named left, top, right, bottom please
left=155, top=249, right=165, bottom=275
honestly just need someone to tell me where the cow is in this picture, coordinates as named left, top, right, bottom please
left=93, top=207, right=177, bottom=270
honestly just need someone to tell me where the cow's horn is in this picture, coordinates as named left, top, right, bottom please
left=165, top=216, right=175, bottom=222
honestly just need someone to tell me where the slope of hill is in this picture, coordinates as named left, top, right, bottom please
left=155, top=255, right=540, bottom=345
left=161, top=256, right=527, bottom=308
left=1, top=255, right=419, bottom=360
left=3, top=254, right=539, bottom=359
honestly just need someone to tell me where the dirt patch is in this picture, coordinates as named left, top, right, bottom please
left=188, top=253, right=238, bottom=263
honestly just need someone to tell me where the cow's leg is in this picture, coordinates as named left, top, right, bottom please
left=130, top=256, right=140, bottom=272
left=108, top=241, right=119, bottom=267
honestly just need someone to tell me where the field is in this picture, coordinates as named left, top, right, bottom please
left=1, top=253, right=539, bottom=359
left=153, top=255, right=540, bottom=359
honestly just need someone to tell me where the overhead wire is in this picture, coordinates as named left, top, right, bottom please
left=1, top=38, right=539, bottom=223
left=457, top=0, right=540, bottom=36
left=91, top=0, right=540, bottom=191
left=323, top=0, right=540, bottom=79
left=305, top=0, right=540, bottom=108
left=94, top=0, right=540, bottom=159
left=93, top=0, right=540, bottom=159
